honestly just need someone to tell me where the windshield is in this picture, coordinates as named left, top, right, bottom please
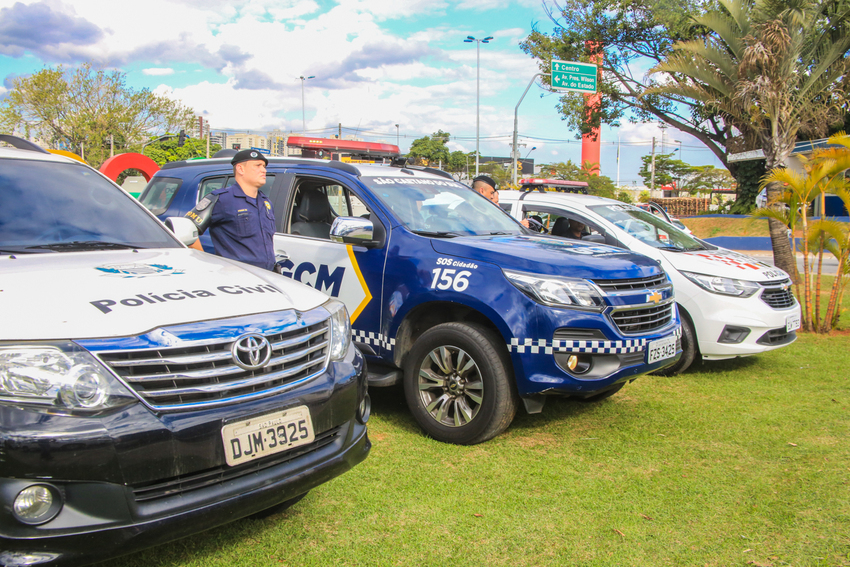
left=588, top=203, right=706, bottom=251
left=363, top=176, right=523, bottom=236
left=0, top=159, right=181, bottom=254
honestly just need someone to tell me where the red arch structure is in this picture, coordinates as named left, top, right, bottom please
left=99, top=153, right=160, bottom=182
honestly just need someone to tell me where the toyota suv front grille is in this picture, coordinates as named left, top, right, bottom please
left=97, top=321, right=329, bottom=411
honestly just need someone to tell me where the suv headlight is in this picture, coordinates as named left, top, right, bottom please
left=504, top=270, right=605, bottom=310
left=323, top=299, right=352, bottom=361
left=680, top=271, right=760, bottom=298
left=0, top=342, right=136, bottom=411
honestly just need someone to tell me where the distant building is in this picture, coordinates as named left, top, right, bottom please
left=226, top=133, right=268, bottom=152
left=209, top=131, right=226, bottom=149
left=267, top=130, right=288, bottom=156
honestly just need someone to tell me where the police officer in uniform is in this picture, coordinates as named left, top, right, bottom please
left=185, top=149, right=276, bottom=270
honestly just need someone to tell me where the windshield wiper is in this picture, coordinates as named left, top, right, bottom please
left=25, top=241, right=141, bottom=252
left=411, top=230, right=461, bottom=238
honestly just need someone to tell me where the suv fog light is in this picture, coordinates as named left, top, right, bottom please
left=357, top=393, right=371, bottom=424
left=566, top=354, right=592, bottom=375
left=13, top=485, right=62, bottom=525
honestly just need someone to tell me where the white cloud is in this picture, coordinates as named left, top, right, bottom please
left=143, top=68, right=174, bottom=76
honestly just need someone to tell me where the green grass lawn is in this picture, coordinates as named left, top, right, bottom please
left=104, top=334, right=850, bottom=567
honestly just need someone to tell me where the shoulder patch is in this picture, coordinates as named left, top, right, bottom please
left=195, top=195, right=215, bottom=211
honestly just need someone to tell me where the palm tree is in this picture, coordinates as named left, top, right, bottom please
left=754, top=132, right=850, bottom=332
left=646, top=0, right=850, bottom=281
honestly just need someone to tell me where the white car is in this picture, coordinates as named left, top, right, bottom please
left=501, top=190, right=802, bottom=374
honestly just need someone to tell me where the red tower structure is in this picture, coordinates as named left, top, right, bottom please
left=581, top=43, right=604, bottom=175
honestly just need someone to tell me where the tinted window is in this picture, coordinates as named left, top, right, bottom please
left=0, top=160, right=180, bottom=253
left=139, top=177, right=182, bottom=215
left=362, top=176, right=522, bottom=236
left=588, top=203, right=706, bottom=250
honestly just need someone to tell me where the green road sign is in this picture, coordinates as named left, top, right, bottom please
left=551, top=60, right=597, bottom=94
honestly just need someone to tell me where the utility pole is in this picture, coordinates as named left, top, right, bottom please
left=616, top=130, right=621, bottom=188
left=511, top=72, right=549, bottom=185
left=109, top=135, right=114, bottom=158
left=650, top=137, right=657, bottom=193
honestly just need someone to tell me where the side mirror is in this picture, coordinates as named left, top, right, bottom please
left=330, top=217, right=375, bottom=246
left=165, top=217, right=200, bottom=246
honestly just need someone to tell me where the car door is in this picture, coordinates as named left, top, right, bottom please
left=272, top=171, right=389, bottom=357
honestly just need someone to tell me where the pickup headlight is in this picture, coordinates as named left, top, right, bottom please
left=0, top=342, right=136, bottom=411
left=324, top=299, right=352, bottom=361
left=680, top=271, right=761, bottom=298
left=504, top=270, right=605, bottom=310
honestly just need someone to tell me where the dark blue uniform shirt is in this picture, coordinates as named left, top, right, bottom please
left=208, top=184, right=276, bottom=270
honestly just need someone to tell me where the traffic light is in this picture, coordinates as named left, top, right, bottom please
left=178, top=130, right=186, bottom=147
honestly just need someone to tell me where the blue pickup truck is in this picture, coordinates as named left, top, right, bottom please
left=141, top=157, right=681, bottom=444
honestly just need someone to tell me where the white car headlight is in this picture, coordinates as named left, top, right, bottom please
left=680, top=271, right=761, bottom=298
left=504, top=270, right=605, bottom=310
left=323, top=299, right=352, bottom=361
left=0, top=343, right=136, bottom=411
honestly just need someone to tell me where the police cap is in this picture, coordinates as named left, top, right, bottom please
left=472, top=174, right=497, bottom=189
left=231, top=149, right=268, bottom=166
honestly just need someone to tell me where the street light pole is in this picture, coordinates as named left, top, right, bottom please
left=298, top=75, right=315, bottom=132
left=464, top=35, right=492, bottom=177
left=511, top=73, right=549, bottom=185
left=395, top=124, right=399, bottom=148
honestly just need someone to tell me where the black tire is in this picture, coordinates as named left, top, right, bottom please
left=403, top=323, right=518, bottom=445
left=247, top=492, right=308, bottom=520
left=653, top=310, right=697, bottom=376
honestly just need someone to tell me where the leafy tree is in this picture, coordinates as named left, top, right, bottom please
left=407, top=130, right=451, bottom=166
left=540, top=160, right=618, bottom=198
left=477, top=162, right=515, bottom=189
left=144, top=136, right=221, bottom=166
left=679, top=165, right=734, bottom=199
left=520, top=0, right=734, bottom=163
left=754, top=132, right=850, bottom=332
left=647, top=0, right=850, bottom=280
left=638, top=152, right=695, bottom=188
left=0, top=63, right=195, bottom=168
left=447, top=150, right=471, bottom=173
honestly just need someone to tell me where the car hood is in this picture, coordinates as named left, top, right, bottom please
left=663, top=247, right=788, bottom=282
left=0, top=249, right=331, bottom=340
left=431, top=234, right=662, bottom=280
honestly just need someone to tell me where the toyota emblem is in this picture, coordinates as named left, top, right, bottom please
left=232, top=333, right=272, bottom=370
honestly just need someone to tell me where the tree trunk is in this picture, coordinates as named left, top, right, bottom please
left=763, top=151, right=799, bottom=283
left=767, top=212, right=799, bottom=283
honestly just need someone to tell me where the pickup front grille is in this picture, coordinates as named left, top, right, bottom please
left=592, top=274, right=668, bottom=292
left=97, top=320, right=329, bottom=411
left=611, top=302, right=675, bottom=334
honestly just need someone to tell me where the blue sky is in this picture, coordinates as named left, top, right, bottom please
left=0, top=0, right=724, bottom=186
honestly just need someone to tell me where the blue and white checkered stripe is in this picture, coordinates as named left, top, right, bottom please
left=352, top=329, right=396, bottom=352
left=508, top=326, right=681, bottom=355
left=508, top=338, right=648, bottom=355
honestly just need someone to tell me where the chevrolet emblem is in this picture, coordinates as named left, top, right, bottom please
left=647, top=290, right=662, bottom=304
